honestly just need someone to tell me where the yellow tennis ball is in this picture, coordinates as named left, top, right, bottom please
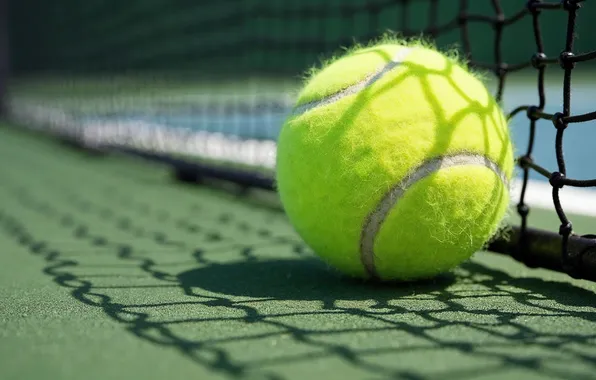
left=276, top=40, right=515, bottom=282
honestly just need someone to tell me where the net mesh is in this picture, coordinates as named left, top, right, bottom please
left=5, top=0, right=596, bottom=269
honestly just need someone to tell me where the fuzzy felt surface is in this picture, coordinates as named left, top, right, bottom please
left=276, top=42, right=515, bottom=280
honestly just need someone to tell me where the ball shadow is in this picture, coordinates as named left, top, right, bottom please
left=177, top=258, right=456, bottom=301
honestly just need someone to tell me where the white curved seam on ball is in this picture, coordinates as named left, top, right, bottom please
left=359, top=153, right=509, bottom=279
left=291, top=48, right=413, bottom=117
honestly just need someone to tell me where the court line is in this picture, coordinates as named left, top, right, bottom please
left=8, top=101, right=596, bottom=219
left=511, top=178, right=596, bottom=217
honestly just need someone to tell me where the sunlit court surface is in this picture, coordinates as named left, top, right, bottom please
left=2, top=1, right=596, bottom=380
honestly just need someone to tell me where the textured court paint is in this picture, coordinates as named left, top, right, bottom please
left=3, top=123, right=596, bottom=380
left=360, top=153, right=509, bottom=278
left=277, top=43, right=515, bottom=281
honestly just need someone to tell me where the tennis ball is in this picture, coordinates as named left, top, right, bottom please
left=276, top=40, right=515, bottom=282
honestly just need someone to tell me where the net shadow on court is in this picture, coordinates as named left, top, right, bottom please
left=1, top=128, right=595, bottom=380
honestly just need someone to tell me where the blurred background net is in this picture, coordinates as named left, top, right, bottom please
left=4, top=1, right=596, bottom=235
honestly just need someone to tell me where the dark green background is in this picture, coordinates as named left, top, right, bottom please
left=7, top=0, right=596, bottom=75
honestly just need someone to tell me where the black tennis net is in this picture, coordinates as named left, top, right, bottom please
left=5, top=0, right=596, bottom=281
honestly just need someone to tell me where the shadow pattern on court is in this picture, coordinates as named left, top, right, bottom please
left=1, top=129, right=596, bottom=380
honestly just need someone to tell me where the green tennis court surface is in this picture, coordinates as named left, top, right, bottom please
left=1, top=123, right=596, bottom=380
